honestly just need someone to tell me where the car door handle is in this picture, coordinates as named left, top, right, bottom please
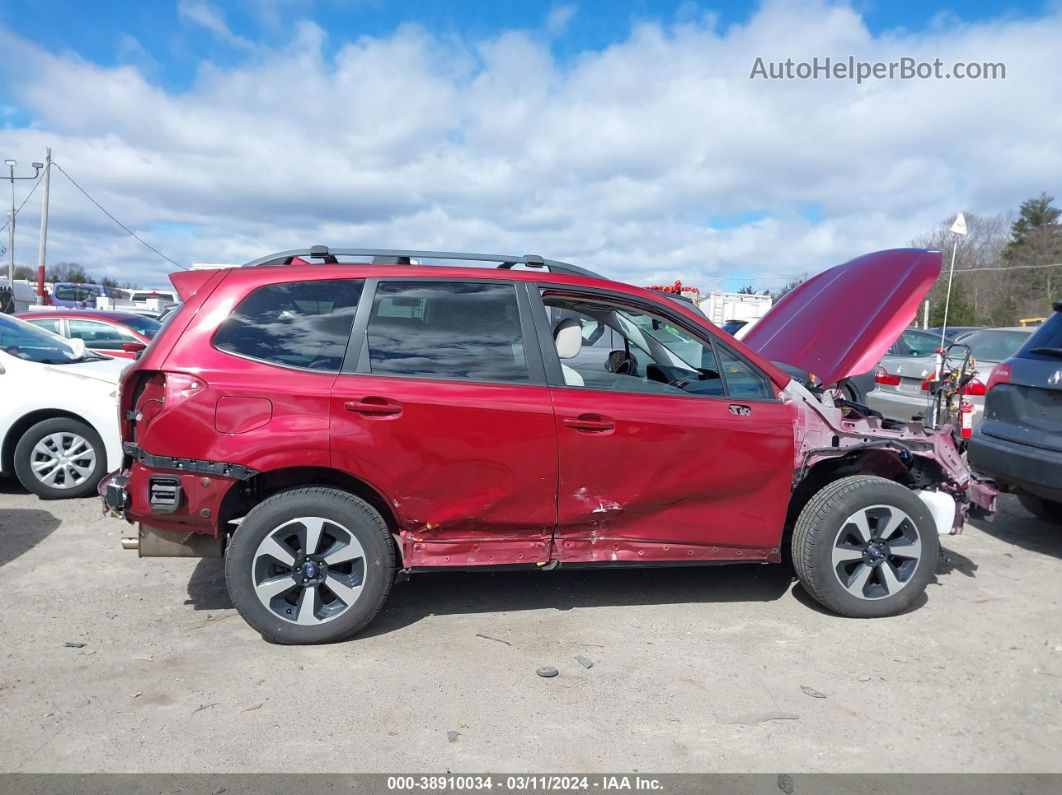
left=562, top=414, right=615, bottom=432
left=344, top=398, right=402, bottom=417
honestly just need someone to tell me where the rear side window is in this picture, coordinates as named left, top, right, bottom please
left=1017, top=312, right=1062, bottom=360
left=365, top=281, right=528, bottom=382
left=214, top=279, right=363, bottom=372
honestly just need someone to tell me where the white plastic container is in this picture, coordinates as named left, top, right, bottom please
left=917, top=490, right=957, bottom=535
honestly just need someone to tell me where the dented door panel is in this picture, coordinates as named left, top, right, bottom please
left=550, top=389, right=796, bottom=562
left=329, top=375, right=558, bottom=566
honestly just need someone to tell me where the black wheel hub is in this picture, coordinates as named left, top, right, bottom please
left=293, top=554, right=328, bottom=585
left=862, top=540, right=889, bottom=567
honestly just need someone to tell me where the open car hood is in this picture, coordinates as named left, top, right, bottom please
left=740, top=248, right=942, bottom=387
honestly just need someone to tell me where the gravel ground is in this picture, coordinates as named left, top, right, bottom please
left=0, top=480, right=1060, bottom=773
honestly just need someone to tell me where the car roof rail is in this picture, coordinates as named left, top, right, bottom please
left=243, top=246, right=606, bottom=280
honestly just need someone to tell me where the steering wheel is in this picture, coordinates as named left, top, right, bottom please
left=605, top=350, right=637, bottom=376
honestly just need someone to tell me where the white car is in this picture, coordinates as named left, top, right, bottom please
left=0, top=313, right=126, bottom=498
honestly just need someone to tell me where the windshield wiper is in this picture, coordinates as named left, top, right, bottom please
left=1030, top=347, right=1062, bottom=359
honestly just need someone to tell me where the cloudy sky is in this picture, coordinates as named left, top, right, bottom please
left=1, top=0, right=1060, bottom=290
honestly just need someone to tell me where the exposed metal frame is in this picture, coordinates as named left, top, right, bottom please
left=243, top=245, right=605, bottom=280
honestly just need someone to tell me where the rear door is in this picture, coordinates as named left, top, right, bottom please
left=329, top=278, right=558, bottom=568
left=531, top=286, right=795, bottom=563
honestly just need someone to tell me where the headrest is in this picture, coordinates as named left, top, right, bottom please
left=554, top=318, right=582, bottom=359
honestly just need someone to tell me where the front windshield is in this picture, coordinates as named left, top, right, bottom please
left=0, top=313, right=87, bottom=364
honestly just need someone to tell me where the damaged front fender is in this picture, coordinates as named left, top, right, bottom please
left=785, top=381, right=997, bottom=533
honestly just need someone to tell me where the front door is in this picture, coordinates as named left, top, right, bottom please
left=534, top=288, right=795, bottom=564
left=330, top=279, right=558, bottom=568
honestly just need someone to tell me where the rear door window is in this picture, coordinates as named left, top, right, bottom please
left=214, top=279, right=363, bottom=372
left=365, top=281, right=529, bottom=382
left=67, top=318, right=140, bottom=350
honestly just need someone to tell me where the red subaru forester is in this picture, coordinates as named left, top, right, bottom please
left=100, top=246, right=996, bottom=644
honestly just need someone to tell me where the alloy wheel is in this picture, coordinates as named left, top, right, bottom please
left=251, top=517, right=366, bottom=625
left=29, top=432, right=97, bottom=490
left=831, top=504, right=923, bottom=600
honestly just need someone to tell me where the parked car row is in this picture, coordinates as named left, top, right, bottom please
left=866, top=326, right=1034, bottom=427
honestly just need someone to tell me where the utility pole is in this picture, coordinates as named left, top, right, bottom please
left=37, top=148, right=51, bottom=302
left=4, top=158, right=44, bottom=288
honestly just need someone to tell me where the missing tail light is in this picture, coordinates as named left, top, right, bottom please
left=164, top=373, right=206, bottom=409
left=874, top=366, right=901, bottom=387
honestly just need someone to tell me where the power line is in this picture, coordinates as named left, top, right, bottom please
left=50, top=161, right=188, bottom=270
left=0, top=171, right=44, bottom=235
left=953, top=261, right=1062, bottom=274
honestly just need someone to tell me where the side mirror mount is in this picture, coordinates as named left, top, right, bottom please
left=68, top=338, right=86, bottom=358
left=122, top=341, right=147, bottom=353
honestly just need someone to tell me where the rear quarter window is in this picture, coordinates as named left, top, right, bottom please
left=214, top=279, right=363, bottom=372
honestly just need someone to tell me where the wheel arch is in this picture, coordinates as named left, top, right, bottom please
left=787, top=447, right=930, bottom=529
left=218, top=466, right=404, bottom=564
left=2, top=409, right=98, bottom=474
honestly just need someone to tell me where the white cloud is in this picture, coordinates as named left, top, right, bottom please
left=0, top=0, right=1060, bottom=291
left=546, top=4, right=578, bottom=37
left=177, top=0, right=253, bottom=48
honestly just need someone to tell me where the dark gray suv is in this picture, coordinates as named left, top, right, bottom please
left=969, top=301, right=1062, bottom=523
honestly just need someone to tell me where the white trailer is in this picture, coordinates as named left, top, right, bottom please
left=698, top=290, right=773, bottom=328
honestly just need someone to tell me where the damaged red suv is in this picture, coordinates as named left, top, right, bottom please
left=100, top=247, right=996, bottom=644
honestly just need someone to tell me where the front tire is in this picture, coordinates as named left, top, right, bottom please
left=1018, top=493, right=1062, bottom=525
left=14, top=417, right=107, bottom=499
left=792, top=475, right=940, bottom=618
left=225, top=487, right=395, bottom=644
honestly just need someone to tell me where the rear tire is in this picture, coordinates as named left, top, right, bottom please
left=14, top=417, right=107, bottom=499
left=225, top=487, right=395, bottom=644
left=792, top=475, right=939, bottom=618
left=1018, top=493, right=1062, bottom=525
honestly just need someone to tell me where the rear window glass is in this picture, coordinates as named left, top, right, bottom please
left=214, top=279, right=363, bottom=372
left=119, top=315, right=162, bottom=339
left=961, top=329, right=1031, bottom=363
left=889, top=330, right=942, bottom=356
left=1017, top=312, right=1062, bottom=360
left=366, top=281, right=528, bottom=382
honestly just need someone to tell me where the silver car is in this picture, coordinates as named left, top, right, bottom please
left=868, top=327, right=1034, bottom=426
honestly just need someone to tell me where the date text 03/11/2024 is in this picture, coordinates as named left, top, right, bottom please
left=386, top=775, right=664, bottom=791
